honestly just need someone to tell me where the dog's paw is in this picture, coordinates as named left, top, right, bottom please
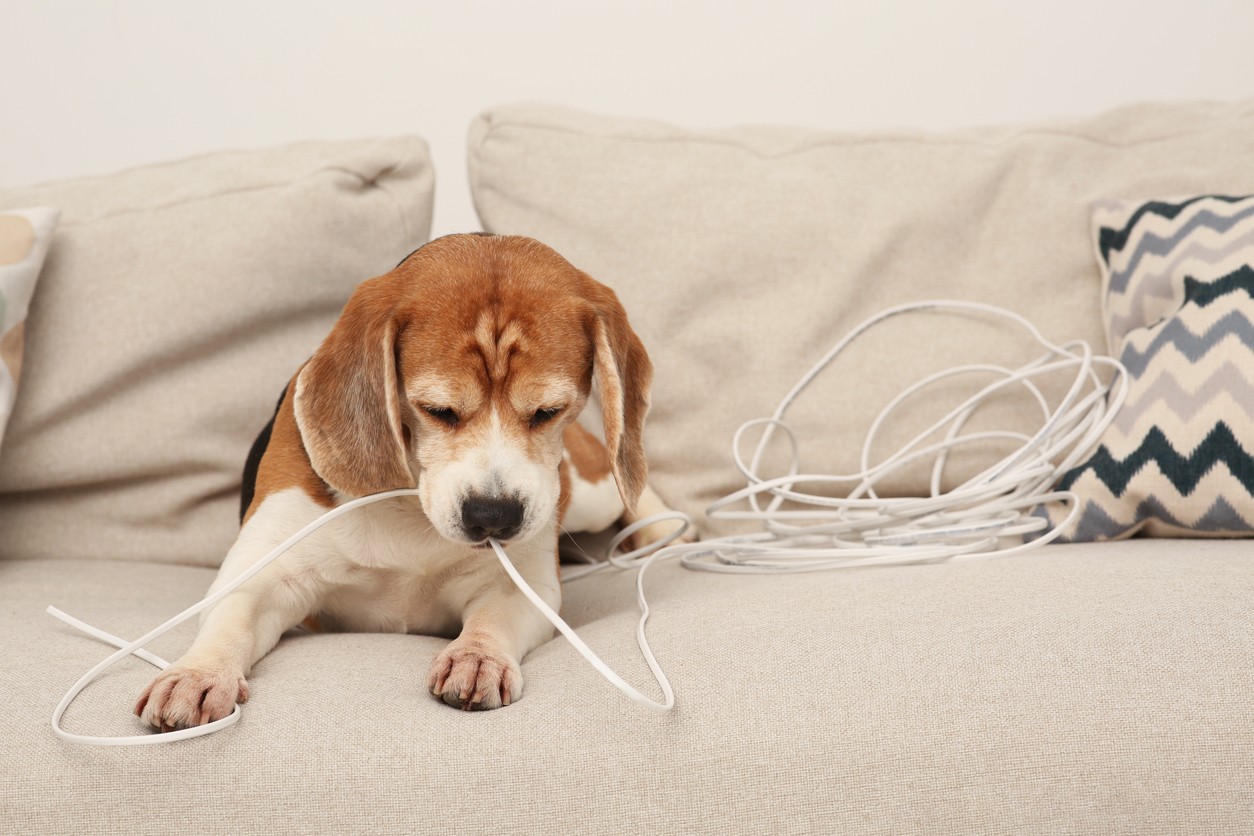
left=135, top=664, right=249, bottom=732
left=427, top=635, right=522, bottom=711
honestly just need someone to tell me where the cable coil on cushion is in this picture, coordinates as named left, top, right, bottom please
left=687, top=299, right=1127, bottom=570
left=549, top=300, right=1128, bottom=710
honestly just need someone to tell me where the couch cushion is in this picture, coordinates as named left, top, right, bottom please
left=0, top=139, right=433, bottom=566
left=0, top=206, right=57, bottom=452
left=469, top=101, right=1254, bottom=537
left=5, top=540, right=1251, bottom=833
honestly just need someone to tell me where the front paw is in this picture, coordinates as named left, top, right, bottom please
left=135, top=664, right=249, bottom=732
left=427, top=635, right=521, bottom=711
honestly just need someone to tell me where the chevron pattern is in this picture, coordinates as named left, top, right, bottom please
left=1111, top=360, right=1254, bottom=435
left=1097, top=195, right=1248, bottom=265
left=1105, top=203, right=1254, bottom=295
left=1099, top=196, right=1254, bottom=351
left=1034, top=195, right=1254, bottom=541
left=1033, top=494, right=1252, bottom=542
left=1185, top=265, right=1254, bottom=307
left=1118, top=306, right=1254, bottom=377
left=1105, top=229, right=1254, bottom=345
left=1057, top=423, right=1254, bottom=497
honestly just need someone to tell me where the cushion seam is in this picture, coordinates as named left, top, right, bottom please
left=44, top=167, right=373, bottom=228
left=476, top=105, right=1254, bottom=162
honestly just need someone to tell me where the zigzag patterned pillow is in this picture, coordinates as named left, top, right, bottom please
left=1036, top=194, right=1254, bottom=541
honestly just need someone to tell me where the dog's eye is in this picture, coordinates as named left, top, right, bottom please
left=422, top=406, right=460, bottom=427
left=530, top=407, right=562, bottom=429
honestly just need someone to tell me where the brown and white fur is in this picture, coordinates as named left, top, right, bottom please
left=135, top=234, right=679, bottom=730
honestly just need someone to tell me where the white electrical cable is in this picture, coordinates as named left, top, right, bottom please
left=524, top=301, right=1128, bottom=711
left=48, top=300, right=1125, bottom=738
left=47, top=488, right=427, bottom=745
left=668, top=300, right=1128, bottom=572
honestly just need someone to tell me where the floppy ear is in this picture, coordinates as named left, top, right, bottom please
left=588, top=296, right=654, bottom=515
left=293, top=279, right=415, bottom=497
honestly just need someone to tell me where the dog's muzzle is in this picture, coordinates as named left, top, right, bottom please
left=460, top=495, right=525, bottom=543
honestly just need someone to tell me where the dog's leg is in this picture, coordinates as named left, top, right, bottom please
left=134, top=586, right=291, bottom=732
left=427, top=546, right=560, bottom=710
left=135, top=492, right=324, bottom=731
left=621, top=482, right=689, bottom=550
left=561, top=422, right=688, bottom=549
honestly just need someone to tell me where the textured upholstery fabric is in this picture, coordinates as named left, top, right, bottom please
left=5, top=541, right=1252, bottom=835
left=469, top=100, right=1254, bottom=539
left=0, top=139, right=434, bottom=566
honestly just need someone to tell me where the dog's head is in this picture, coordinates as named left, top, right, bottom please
left=292, top=234, right=652, bottom=547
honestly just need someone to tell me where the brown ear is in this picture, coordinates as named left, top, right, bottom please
left=588, top=296, right=653, bottom=514
left=293, top=279, right=414, bottom=497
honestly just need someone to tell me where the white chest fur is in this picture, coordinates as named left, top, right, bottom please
left=561, top=449, right=626, bottom=533
left=214, top=488, right=559, bottom=638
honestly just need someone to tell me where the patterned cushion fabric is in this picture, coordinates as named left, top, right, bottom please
left=1038, top=195, right=1254, bottom=540
left=0, top=207, right=57, bottom=453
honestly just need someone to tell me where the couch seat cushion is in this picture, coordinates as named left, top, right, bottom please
left=4, top=539, right=1250, bottom=834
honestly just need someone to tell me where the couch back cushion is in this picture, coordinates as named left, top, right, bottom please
left=469, top=101, right=1254, bottom=536
left=0, top=138, right=433, bottom=566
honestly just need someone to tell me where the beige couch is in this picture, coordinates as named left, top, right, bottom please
left=3, top=101, right=1253, bottom=835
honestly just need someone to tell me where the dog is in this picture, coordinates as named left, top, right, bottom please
left=135, top=233, right=680, bottom=730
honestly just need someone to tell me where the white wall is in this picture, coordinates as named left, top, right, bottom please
left=3, top=0, right=1253, bottom=237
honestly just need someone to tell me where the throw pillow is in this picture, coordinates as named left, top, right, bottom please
left=0, top=207, right=58, bottom=453
left=1036, top=194, right=1254, bottom=540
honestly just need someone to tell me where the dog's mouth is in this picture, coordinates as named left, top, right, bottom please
left=467, top=533, right=520, bottom=549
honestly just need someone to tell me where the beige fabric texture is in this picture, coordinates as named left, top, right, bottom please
left=0, top=138, right=433, bottom=566
left=469, top=100, right=1254, bottom=539
left=4, top=539, right=1251, bottom=834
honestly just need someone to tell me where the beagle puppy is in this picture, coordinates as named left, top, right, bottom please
left=135, top=234, right=679, bottom=730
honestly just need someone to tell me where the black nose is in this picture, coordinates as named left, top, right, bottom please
left=460, top=495, right=525, bottom=542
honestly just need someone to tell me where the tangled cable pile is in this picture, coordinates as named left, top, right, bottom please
left=674, top=299, right=1127, bottom=571
left=549, top=300, right=1128, bottom=711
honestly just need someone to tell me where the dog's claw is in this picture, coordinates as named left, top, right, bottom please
left=136, top=665, right=247, bottom=732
